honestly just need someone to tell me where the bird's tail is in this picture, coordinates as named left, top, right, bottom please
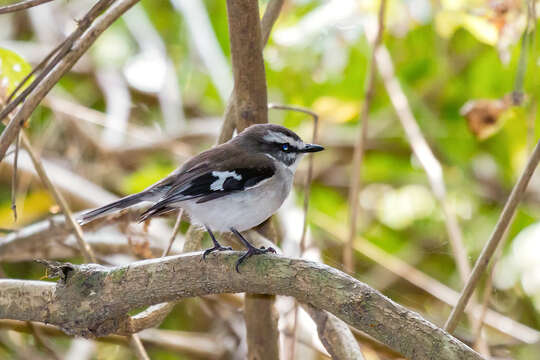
left=78, top=192, right=150, bottom=225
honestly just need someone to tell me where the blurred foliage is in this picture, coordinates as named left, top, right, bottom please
left=0, top=47, right=33, bottom=98
left=1, top=0, right=540, bottom=359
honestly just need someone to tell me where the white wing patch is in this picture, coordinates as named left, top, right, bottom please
left=210, top=171, right=242, bottom=191
left=263, top=130, right=303, bottom=149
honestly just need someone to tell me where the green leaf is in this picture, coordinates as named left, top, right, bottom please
left=0, top=47, right=33, bottom=101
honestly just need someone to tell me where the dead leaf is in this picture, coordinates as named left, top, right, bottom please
left=460, top=94, right=514, bottom=140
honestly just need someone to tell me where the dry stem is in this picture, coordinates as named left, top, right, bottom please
left=346, top=0, right=386, bottom=274
left=445, top=139, right=540, bottom=333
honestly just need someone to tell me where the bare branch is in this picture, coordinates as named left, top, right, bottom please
left=20, top=132, right=96, bottom=262
left=374, top=44, right=471, bottom=285
left=225, top=0, right=268, bottom=132
left=0, top=0, right=140, bottom=163
left=346, top=0, right=386, bottom=274
left=162, top=209, right=184, bottom=257
left=444, top=138, right=540, bottom=333
left=0, top=0, right=55, bottom=14
left=0, top=254, right=483, bottom=360
left=372, top=42, right=492, bottom=348
left=268, top=104, right=322, bottom=359
left=217, top=0, right=285, bottom=145
left=10, top=132, right=20, bottom=221
left=225, top=1, right=277, bottom=358
left=0, top=321, right=228, bottom=359
left=303, top=304, right=366, bottom=360
left=260, top=0, right=284, bottom=46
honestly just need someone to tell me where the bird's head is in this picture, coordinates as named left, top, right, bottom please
left=234, top=124, right=324, bottom=171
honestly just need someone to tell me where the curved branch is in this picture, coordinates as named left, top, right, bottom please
left=0, top=253, right=483, bottom=360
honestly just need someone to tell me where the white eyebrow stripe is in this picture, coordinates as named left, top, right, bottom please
left=263, top=131, right=304, bottom=148
left=210, top=171, right=242, bottom=191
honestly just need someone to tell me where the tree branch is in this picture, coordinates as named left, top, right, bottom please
left=0, top=320, right=228, bottom=359
left=0, top=0, right=55, bottom=15
left=225, top=0, right=268, bottom=133
left=0, top=253, right=483, bottom=360
left=225, top=0, right=276, bottom=358
left=303, top=304, right=365, bottom=360
left=217, top=0, right=284, bottom=144
left=346, top=0, right=386, bottom=273
left=444, top=138, right=540, bottom=333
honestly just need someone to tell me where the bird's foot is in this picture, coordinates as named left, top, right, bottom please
left=235, top=246, right=276, bottom=273
left=202, top=244, right=233, bottom=261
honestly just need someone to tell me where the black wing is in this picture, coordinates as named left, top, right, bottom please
left=138, top=166, right=275, bottom=222
left=184, top=167, right=275, bottom=203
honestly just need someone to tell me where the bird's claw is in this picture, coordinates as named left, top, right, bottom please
left=202, top=245, right=233, bottom=261
left=235, top=246, right=276, bottom=273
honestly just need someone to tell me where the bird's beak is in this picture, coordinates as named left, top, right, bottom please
left=301, top=144, right=325, bottom=153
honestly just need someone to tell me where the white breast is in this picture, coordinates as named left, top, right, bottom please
left=181, top=165, right=294, bottom=232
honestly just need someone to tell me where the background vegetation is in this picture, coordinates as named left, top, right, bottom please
left=1, top=0, right=540, bottom=359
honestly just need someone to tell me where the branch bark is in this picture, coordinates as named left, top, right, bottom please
left=0, top=0, right=55, bottom=14
left=445, top=138, right=540, bottom=333
left=0, top=253, right=483, bottom=360
left=0, top=320, right=228, bottom=359
left=225, top=0, right=268, bottom=133
left=303, top=304, right=365, bottom=360
left=225, top=0, right=277, bottom=358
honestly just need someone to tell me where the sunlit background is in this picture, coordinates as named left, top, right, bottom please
left=1, top=0, right=540, bottom=359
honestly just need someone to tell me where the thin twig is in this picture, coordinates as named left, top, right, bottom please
left=469, top=5, right=537, bottom=351
left=375, top=43, right=472, bottom=283
left=268, top=104, right=320, bottom=360
left=0, top=0, right=122, bottom=163
left=0, top=321, right=228, bottom=358
left=268, top=104, right=319, bottom=252
left=7, top=42, right=64, bottom=104
left=10, top=132, right=20, bottom=221
left=512, top=0, right=535, bottom=104
left=28, top=322, right=63, bottom=360
left=445, top=139, right=540, bottom=333
left=346, top=0, right=386, bottom=274
left=0, top=0, right=114, bottom=121
left=20, top=131, right=97, bottom=262
left=260, top=0, right=284, bottom=46
left=162, top=209, right=184, bottom=257
left=472, top=244, right=504, bottom=351
left=0, top=0, right=55, bottom=14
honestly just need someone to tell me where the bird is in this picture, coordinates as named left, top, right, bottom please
left=79, top=123, right=324, bottom=271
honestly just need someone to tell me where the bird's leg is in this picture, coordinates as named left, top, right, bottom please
left=202, top=225, right=233, bottom=260
left=231, top=227, right=276, bottom=273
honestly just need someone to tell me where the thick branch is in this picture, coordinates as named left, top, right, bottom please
left=225, top=1, right=276, bottom=358
left=225, top=0, right=268, bottom=132
left=303, top=304, right=365, bottom=360
left=0, top=253, right=483, bottom=360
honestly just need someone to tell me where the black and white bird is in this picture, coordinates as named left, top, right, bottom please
left=79, top=123, right=324, bottom=271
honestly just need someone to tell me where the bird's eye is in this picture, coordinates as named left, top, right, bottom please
left=281, top=144, right=289, bottom=152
